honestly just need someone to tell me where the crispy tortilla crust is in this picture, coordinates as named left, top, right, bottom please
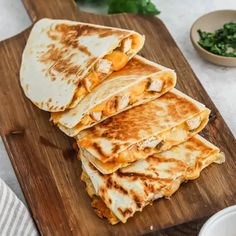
left=81, top=151, right=222, bottom=224
left=77, top=89, right=209, bottom=163
left=81, top=171, right=119, bottom=225
left=51, top=55, right=176, bottom=136
left=81, top=169, right=186, bottom=224
left=81, top=135, right=225, bottom=224
left=21, top=18, right=144, bottom=112
left=82, top=108, right=210, bottom=174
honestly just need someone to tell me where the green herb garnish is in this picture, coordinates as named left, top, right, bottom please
left=197, top=22, right=236, bottom=57
left=76, top=0, right=160, bottom=15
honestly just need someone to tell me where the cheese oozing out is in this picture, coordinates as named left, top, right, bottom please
left=71, top=35, right=139, bottom=106
left=74, top=76, right=166, bottom=128
left=113, top=114, right=205, bottom=164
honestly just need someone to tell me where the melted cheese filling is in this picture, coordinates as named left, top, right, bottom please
left=112, top=111, right=209, bottom=164
left=81, top=149, right=223, bottom=224
left=69, top=35, right=140, bottom=107
left=73, top=74, right=171, bottom=130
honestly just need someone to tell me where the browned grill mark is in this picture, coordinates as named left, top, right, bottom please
left=183, top=136, right=214, bottom=155
left=147, top=156, right=185, bottom=165
left=39, top=44, right=81, bottom=78
left=106, top=176, right=128, bottom=195
left=53, top=24, right=127, bottom=41
left=49, top=105, right=54, bottom=110
left=118, top=208, right=133, bottom=217
left=78, top=45, right=91, bottom=56
left=81, top=91, right=202, bottom=144
left=93, top=143, right=107, bottom=159
left=130, top=190, right=143, bottom=209
left=41, top=22, right=131, bottom=84
left=111, top=144, right=120, bottom=154
left=117, top=171, right=172, bottom=183
left=98, top=31, right=124, bottom=38
left=48, top=23, right=127, bottom=51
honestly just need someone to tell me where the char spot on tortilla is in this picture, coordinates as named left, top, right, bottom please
left=84, top=92, right=202, bottom=143
left=93, top=143, right=108, bottom=159
left=106, top=176, right=128, bottom=195
left=49, top=105, right=55, bottom=110
left=117, top=171, right=166, bottom=182
left=118, top=208, right=133, bottom=217
left=111, top=144, right=120, bottom=154
left=77, top=45, right=91, bottom=56
left=130, top=190, right=143, bottom=208
left=184, top=137, right=212, bottom=154
left=47, top=24, right=127, bottom=50
left=39, top=44, right=81, bottom=78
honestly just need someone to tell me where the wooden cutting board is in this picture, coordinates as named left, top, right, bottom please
left=0, top=0, right=235, bottom=235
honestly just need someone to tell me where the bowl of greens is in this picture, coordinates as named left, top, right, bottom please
left=190, top=10, right=236, bottom=67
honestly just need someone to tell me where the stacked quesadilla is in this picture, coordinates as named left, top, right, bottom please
left=19, top=18, right=224, bottom=225
left=81, top=135, right=224, bottom=224
left=51, top=56, right=177, bottom=136
left=77, top=89, right=210, bottom=174
left=20, top=18, right=144, bottom=111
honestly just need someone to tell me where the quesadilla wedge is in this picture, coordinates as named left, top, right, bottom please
left=51, top=55, right=176, bottom=136
left=77, top=89, right=210, bottom=174
left=20, top=18, right=144, bottom=112
left=81, top=135, right=225, bottom=224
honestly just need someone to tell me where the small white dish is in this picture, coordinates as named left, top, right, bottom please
left=199, top=205, right=236, bottom=236
left=190, top=10, right=236, bottom=67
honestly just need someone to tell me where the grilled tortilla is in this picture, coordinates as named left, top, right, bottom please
left=77, top=89, right=210, bottom=174
left=81, top=135, right=225, bottom=224
left=52, top=55, right=176, bottom=136
left=20, top=18, right=144, bottom=112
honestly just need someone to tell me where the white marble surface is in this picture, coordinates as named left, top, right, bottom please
left=0, top=0, right=235, bottom=202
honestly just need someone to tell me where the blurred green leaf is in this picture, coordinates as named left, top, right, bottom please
left=76, top=0, right=160, bottom=15
left=108, top=0, right=138, bottom=14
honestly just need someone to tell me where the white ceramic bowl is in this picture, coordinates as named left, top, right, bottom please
left=190, top=10, right=236, bottom=67
left=199, top=205, right=236, bottom=236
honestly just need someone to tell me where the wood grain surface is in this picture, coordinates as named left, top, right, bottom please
left=0, top=0, right=235, bottom=235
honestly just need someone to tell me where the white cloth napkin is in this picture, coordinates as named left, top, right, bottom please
left=0, top=179, right=38, bottom=236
